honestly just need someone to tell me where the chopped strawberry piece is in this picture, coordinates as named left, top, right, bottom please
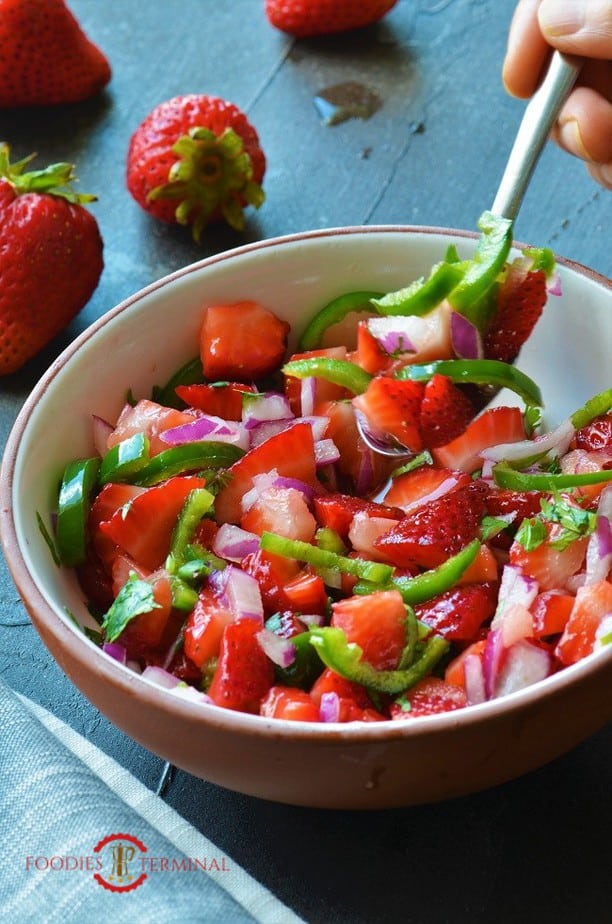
left=483, top=267, right=547, bottom=364
left=241, top=485, right=317, bottom=542
left=531, top=591, right=575, bottom=638
left=353, top=375, right=424, bottom=451
left=108, top=399, right=195, bottom=456
left=241, top=549, right=301, bottom=615
left=573, top=412, right=612, bottom=452
left=485, top=489, right=544, bottom=522
left=283, top=571, right=329, bottom=616
left=183, top=585, right=234, bottom=667
left=100, top=475, right=207, bottom=571
left=200, top=301, right=290, bottom=381
left=415, top=582, right=498, bottom=641
left=374, top=481, right=489, bottom=569
left=207, top=619, right=275, bottom=713
left=164, top=650, right=203, bottom=685
left=117, top=572, right=174, bottom=658
left=354, top=320, right=392, bottom=375
left=310, top=668, right=386, bottom=722
left=509, top=527, right=588, bottom=592
left=175, top=382, right=256, bottom=419
left=88, top=482, right=145, bottom=571
left=419, top=373, right=476, bottom=448
left=331, top=590, right=408, bottom=671
left=382, top=465, right=471, bottom=512
left=260, top=686, right=320, bottom=722
left=555, top=581, right=612, bottom=665
left=214, top=421, right=319, bottom=525
left=444, top=639, right=487, bottom=689
left=390, top=677, right=467, bottom=718
left=110, top=552, right=149, bottom=597
left=433, top=406, right=526, bottom=472
left=456, top=544, right=499, bottom=584
left=313, top=492, right=404, bottom=539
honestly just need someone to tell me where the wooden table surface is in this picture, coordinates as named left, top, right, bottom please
left=1, top=2, right=611, bottom=922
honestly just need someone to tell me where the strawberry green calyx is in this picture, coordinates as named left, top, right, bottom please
left=0, top=142, right=97, bottom=204
left=147, top=126, right=265, bottom=241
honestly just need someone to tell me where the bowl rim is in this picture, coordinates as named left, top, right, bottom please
left=1, top=223, right=611, bottom=744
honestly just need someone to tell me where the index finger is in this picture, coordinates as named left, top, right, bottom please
left=503, top=0, right=550, bottom=98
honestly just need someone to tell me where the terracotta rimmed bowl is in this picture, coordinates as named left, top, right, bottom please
left=2, top=226, right=611, bottom=810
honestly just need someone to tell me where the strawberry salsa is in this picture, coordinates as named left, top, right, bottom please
left=52, top=214, right=612, bottom=723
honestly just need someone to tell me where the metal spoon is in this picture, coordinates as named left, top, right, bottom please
left=357, top=51, right=582, bottom=459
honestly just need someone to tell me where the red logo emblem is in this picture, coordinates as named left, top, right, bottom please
left=93, top=833, right=148, bottom=892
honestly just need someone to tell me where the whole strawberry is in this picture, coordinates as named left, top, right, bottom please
left=126, top=95, right=266, bottom=241
left=265, top=0, right=398, bottom=37
left=0, top=144, right=103, bottom=376
left=0, top=0, right=111, bottom=108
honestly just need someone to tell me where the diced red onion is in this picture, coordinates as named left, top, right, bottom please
left=315, top=438, right=341, bottom=467
left=224, top=565, right=264, bottom=622
left=480, top=459, right=495, bottom=483
left=298, top=613, right=325, bottom=627
left=377, top=330, right=416, bottom=354
left=585, top=485, right=612, bottom=584
left=272, top=475, right=318, bottom=501
left=92, top=415, right=114, bottom=457
left=142, top=665, right=181, bottom=689
left=464, top=653, right=487, bottom=704
left=241, top=469, right=280, bottom=513
left=594, top=614, right=612, bottom=651
left=481, top=418, right=575, bottom=464
left=243, top=392, right=293, bottom=428
left=355, top=446, right=376, bottom=496
left=102, top=641, right=127, bottom=665
left=301, top=415, right=329, bottom=441
left=300, top=377, right=316, bottom=417
left=547, top=272, right=562, bottom=296
left=248, top=418, right=295, bottom=447
left=142, top=667, right=212, bottom=704
left=212, top=523, right=260, bottom=562
left=319, top=691, right=340, bottom=723
left=367, top=316, right=417, bottom=355
left=208, top=567, right=231, bottom=602
left=161, top=415, right=248, bottom=449
left=256, top=628, right=297, bottom=668
left=169, top=684, right=213, bottom=705
left=483, top=627, right=505, bottom=698
left=499, top=602, right=535, bottom=648
left=493, top=639, right=552, bottom=698
left=491, top=564, right=538, bottom=629
left=450, top=311, right=483, bottom=360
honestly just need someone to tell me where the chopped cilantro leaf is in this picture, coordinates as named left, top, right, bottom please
left=101, top=573, right=160, bottom=643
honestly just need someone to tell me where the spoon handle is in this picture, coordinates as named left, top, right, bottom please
left=491, top=51, right=582, bottom=221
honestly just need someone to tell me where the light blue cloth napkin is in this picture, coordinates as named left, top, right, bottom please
left=0, top=679, right=304, bottom=924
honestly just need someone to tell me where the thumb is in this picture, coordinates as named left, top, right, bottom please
left=538, top=0, right=612, bottom=57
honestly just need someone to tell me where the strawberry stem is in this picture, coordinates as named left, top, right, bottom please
left=0, top=142, right=97, bottom=204
left=147, top=126, right=265, bottom=241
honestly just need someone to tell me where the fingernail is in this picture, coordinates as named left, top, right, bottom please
left=539, top=0, right=585, bottom=36
left=558, top=118, right=591, bottom=160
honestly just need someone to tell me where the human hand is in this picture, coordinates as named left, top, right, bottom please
left=503, top=0, right=612, bottom=188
